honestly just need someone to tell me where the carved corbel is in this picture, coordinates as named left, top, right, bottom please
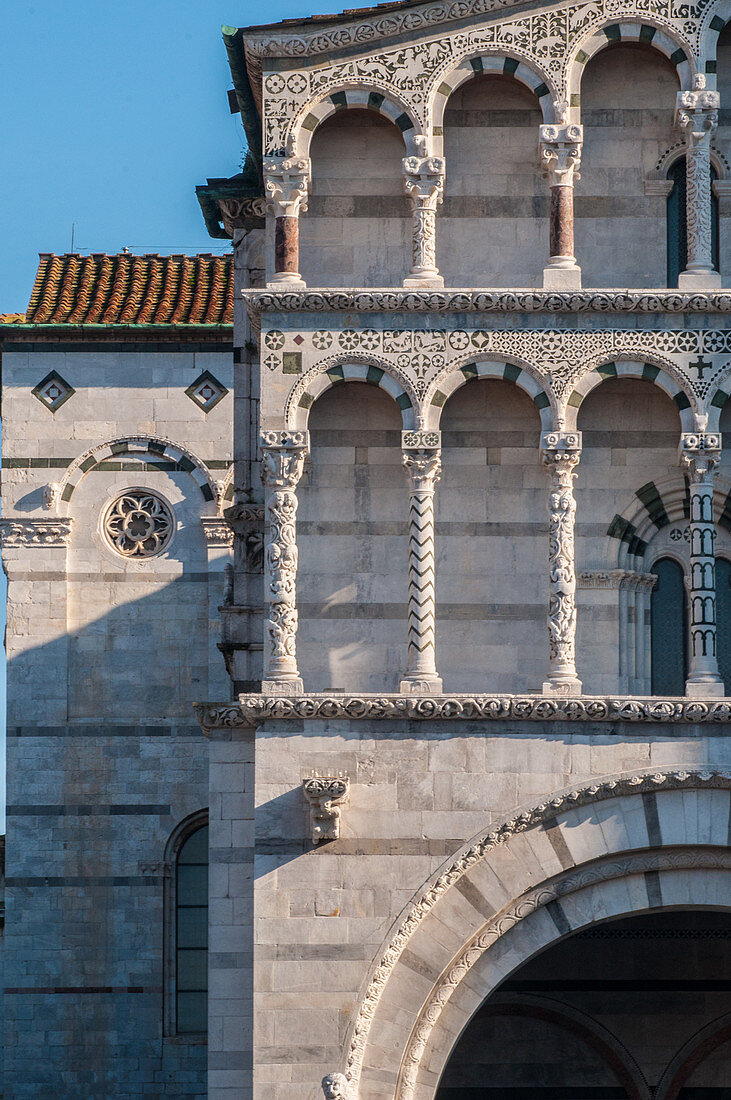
left=303, top=775, right=350, bottom=844
left=402, top=150, right=446, bottom=287
left=263, top=155, right=311, bottom=286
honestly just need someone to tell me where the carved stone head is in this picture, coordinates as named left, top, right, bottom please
left=322, top=1072, right=349, bottom=1098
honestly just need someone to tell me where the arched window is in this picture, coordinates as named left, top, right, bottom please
left=716, top=557, right=731, bottom=692
left=651, top=557, right=688, bottom=694
left=175, top=822, right=208, bottom=1034
left=666, top=157, right=719, bottom=286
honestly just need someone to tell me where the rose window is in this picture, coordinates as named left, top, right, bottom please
left=102, top=489, right=173, bottom=558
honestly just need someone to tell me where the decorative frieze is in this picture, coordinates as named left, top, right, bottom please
left=303, top=775, right=350, bottom=843
left=218, top=196, right=266, bottom=236
left=578, top=570, right=657, bottom=591
left=402, top=150, right=445, bottom=288
left=541, top=431, right=582, bottom=694
left=260, top=429, right=309, bottom=692
left=400, top=430, right=442, bottom=693
left=679, top=431, right=724, bottom=695
left=200, top=518, right=235, bottom=547
left=675, top=86, right=721, bottom=289
left=0, top=518, right=74, bottom=548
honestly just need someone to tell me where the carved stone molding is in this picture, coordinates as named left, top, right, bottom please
left=0, top=518, right=73, bottom=548
left=218, top=196, right=267, bottom=235
left=243, top=289, right=731, bottom=315
left=263, top=155, right=311, bottom=218
left=194, top=695, right=731, bottom=730
left=200, top=518, right=235, bottom=547
left=302, top=775, right=350, bottom=843
left=578, top=569, right=657, bottom=591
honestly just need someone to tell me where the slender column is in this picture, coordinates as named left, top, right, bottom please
left=402, top=149, right=445, bottom=288
left=679, top=431, right=724, bottom=695
left=675, top=84, right=721, bottom=289
left=540, top=431, right=583, bottom=694
left=259, top=429, right=309, bottom=693
left=539, top=123, right=583, bottom=290
left=263, top=154, right=311, bottom=287
left=399, top=430, right=443, bottom=693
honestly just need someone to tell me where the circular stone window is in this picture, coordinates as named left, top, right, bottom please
left=102, top=488, right=174, bottom=558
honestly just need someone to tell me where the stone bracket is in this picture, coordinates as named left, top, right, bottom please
left=303, top=774, right=350, bottom=844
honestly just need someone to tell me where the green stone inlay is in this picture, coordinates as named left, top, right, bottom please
left=674, top=391, right=691, bottom=410
left=570, top=93, right=581, bottom=106
left=642, top=363, right=660, bottom=382
left=470, top=58, right=483, bottom=72
left=330, top=91, right=347, bottom=109
left=534, top=82, right=549, bottom=98
left=567, top=391, right=583, bottom=408
left=575, top=50, right=588, bottom=64
left=109, top=442, right=129, bottom=455
left=299, top=394, right=314, bottom=409
left=503, top=362, right=521, bottom=383
left=61, top=484, right=75, bottom=502
left=711, top=15, right=725, bottom=31
left=367, top=92, right=384, bottom=110
left=460, top=363, right=478, bottom=381
left=395, top=113, right=413, bottom=131
left=224, top=483, right=235, bottom=500
left=603, top=25, right=621, bottom=40
left=302, top=113, right=319, bottom=131
left=711, top=388, right=729, bottom=409
left=366, top=366, right=384, bottom=385
left=431, top=390, right=447, bottom=407
left=148, top=440, right=166, bottom=455
left=670, top=47, right=687, bottom=65
left=597, top=363, right=617, bottom=380
left=533, top=392, right=550, bottom=410
left=282, top=352, right=302, bottom=374
left=396, top=393, right=413, bottom=409
left=639, top=24, right=656, bottom=41
left=706, top=60, right=717, bottom=73
left=503, top=58, right=519, bottom=75
left=327, top=366, right=345, bottom=382
left=178, top=456, right=195, bottom=473
left=200, top=484, right=214, bottom=502
left=636, top=481, right=670, bottom=530
left=433, top=126, right=443, bottom=136
left=437, top=82, right=452, bottom=97
left=79, top=456, right=97, bottom=472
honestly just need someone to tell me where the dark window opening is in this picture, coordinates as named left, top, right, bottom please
left=651, top=557, right=688, bottom=694
left=176, top=823, right=208, bottom=1034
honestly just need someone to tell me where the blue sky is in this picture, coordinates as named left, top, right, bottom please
left=1, top=0, right=350, bottom=822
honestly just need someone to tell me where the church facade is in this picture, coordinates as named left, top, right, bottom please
left=4, top=0, right=731, bottom=1095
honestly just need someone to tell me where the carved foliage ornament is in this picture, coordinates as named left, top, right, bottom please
left=0, top=518, right=74, bottom=548
left=539, top=123, right=583, bottom=187
left=264, top=155, right=311, bottom=218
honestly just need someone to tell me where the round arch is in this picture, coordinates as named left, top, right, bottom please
left=339, top=768, right=731, bottom=1100
left=428, top=53, right=556, bottom=155
left=566, top=22, right=694, bottom=104
left=50, top=435, right=219, bottom=514
left=564, top=358, right=697, bottom=432
left=655, top=1011, right=731, bottom=1099
left=701, top=3, right=731, bottom=84
left=706, top=365, right=731, bottom=431
left=424, top=356, right=555, bottom=430
left=290, top=87, right=420, bottom=157
left=286, top=357, right=418, bottom=430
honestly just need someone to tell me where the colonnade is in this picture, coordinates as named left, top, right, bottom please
left=257, top=425, right=725, bottom=697
left=262, top=87, right=720, bottom=290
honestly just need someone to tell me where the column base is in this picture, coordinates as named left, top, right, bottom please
left=685, top=679, right=725, bottom=697
left=403, top=274, right=444, bottom=288
left=678, top=269, right=722, bottom=289
left=260, top=678, right=304, bottom=695
left=542, top=678, right=583, bottom=696
left=267, top=273, right=307, bottom=288
left=399, top=677, right=443, bottom=694
left=543, top=264, right=582, bottom=290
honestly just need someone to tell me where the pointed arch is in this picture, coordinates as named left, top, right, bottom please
left=52, top=435, right=219, bottom=514
left=424, top=356, right=555, bottom=430
left=429, top=53, right=556, bottom=154
left=567, top=22, right=694, bottom=103
left=565, top=359, right=697, bottom=431
left=341, top=768, right=731, bottom=1100
left=291, top=87, right=420, bottom=157
left=285, top=356, right=418, bottom=430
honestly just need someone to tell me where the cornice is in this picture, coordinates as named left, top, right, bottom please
left=242, top=288, right=731, bottom=316
left=194, top=693, right=731, bottom=730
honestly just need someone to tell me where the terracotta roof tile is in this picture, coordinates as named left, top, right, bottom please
left=23, top=253, right=233, bottom=326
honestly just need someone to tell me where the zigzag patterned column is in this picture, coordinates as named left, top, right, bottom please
left=400, top=431, right=443, bottom=694
left=260, top=429, right=309, bottom=694
left=680, top=430, right=724, bottom=696
left=541, top=430, right=583, bottom=695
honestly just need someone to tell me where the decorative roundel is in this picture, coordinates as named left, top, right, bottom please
left=102, top=488, right=174, bottom=558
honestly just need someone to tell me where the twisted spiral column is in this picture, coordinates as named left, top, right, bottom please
left=260, top=429, right=309, bottom=693
left=541, top=431, right=583, bottom=694
left=400, top=430, right=443, bottom=693
left=680, top=431, right=724, bottom=695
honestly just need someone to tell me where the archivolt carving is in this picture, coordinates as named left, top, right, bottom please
left=340, top=768, right=731, bottom=1096
left=397, top=848, right=731, bottom=1099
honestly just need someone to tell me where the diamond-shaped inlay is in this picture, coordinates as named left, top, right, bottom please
left=185, top=370, right=229, bottom=412
left=31, top=370, right=76, bottom=412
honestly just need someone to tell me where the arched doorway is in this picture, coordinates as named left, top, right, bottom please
left=436, top=909, right=731, bottom=1098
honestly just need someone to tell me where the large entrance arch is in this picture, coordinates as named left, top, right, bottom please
left=342, top=769, right=731, bottom=1100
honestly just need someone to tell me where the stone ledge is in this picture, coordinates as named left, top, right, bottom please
left=194, top=693, right=731, bottom=730
left=242, top=287, right=731, bottom=315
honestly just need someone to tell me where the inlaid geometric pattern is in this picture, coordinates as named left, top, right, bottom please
left=185, top=371, right=229, bottom=412
left=31, top=370, right=76, bottom=412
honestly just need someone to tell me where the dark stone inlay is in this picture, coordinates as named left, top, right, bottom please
left=642, top=791, right=663, bottom=847
left=399, top=948, right=443, bottom=982
left=644, top=869, right=663, bottom=907
left=6, top=804, right=171, bottom=816
left=455, top=874, right=496, bottom=920
left=546, top=899, right=573, bottom=936
left=5, top=876, right=163, bottom=886
left=542, top=818, right=576, bottom=871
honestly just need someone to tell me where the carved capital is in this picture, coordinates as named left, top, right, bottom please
left=402, top=155, right=446, bottom=210
left=263, top=155, right=311, bottom=217
left=539, top=124, right=582, bottom=187
left=540, top=430, right=582, bottom=484
left=303, top=775, right=350, bottom=844
left=259, top=430, right=310, bottom=489
left=675, top=90, right=720, bottom=146
left=679, top=432, right=721, bottom=482
left=402, top=431, right=442, bottom=491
